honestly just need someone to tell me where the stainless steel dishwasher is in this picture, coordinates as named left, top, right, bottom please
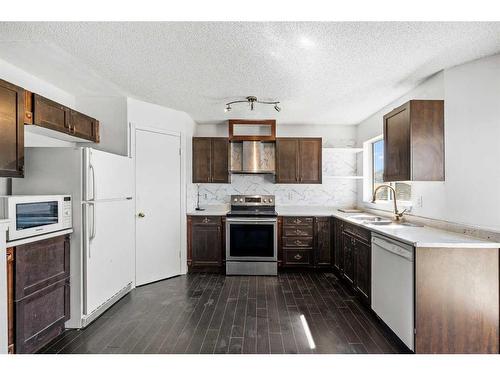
left=371, top=233, right=414, bottom=351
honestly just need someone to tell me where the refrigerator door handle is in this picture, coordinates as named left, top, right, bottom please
left=89, top=163, right=96, bottom=201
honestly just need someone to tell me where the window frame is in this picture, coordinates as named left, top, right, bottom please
left=363, top=135, right=413, bottom=208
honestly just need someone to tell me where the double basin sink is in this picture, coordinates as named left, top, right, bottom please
left=349, top=215, right=423, bottom=228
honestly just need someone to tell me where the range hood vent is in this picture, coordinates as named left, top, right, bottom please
left=230, top=141, right=275, bottom=174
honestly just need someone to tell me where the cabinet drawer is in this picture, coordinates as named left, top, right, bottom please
left=283, top=226, right=313, bottom=237
left=284, top=250, right=311, bottom=265
left=15, top=278, right=70, bottom=354
left=283, top=217, right=314, bottom=226
left=343, top=222, right=371, bottom=243
left=15, top=235, right=70, bottom=300
left=191, top=216, right=222, bottom=225
left=283, top=236, right=313, bottom=248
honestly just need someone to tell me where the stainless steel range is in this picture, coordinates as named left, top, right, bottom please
left=226, top=195, right=278, bottom=275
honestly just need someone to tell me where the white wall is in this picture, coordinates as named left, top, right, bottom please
left=127, top=98, right=197, bottom=275
left=357, top=54, right=500, bottom=232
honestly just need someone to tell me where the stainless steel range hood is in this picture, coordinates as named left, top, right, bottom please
left=230, top=141, right=276, bottom=174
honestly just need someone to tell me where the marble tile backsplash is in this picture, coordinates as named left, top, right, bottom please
left=190, top=147, right=359, bottom=207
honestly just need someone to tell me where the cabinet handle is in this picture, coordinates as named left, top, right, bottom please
left=203, top=217, right=210, bottom=223
left=294, top=254, right=303, bottom=260
left=295, top=240, right=303, bottom=245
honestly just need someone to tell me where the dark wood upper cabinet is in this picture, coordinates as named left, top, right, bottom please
left=276, top=138, right=322, bottom=184
left=383, top=100, right=444, bottom=181
left=70, top=109, right=100, bottom=142
left=33, top=93, right=70, bottom=134
left=211, top=138, right=229, bottom=183
left=192, top=137, right=229, bottom=183
left=0, top=79, right=24, bottom=178
left=27, top=92, right=100, bottom=143
left=275, top=138, right=298, bottom=183
left=299, top=138, right=322, bottom=183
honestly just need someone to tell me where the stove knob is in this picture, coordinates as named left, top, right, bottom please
left=239, top=198, right=243, bottom=202
left=263, top=199, right=267, bottom=203
left=233, top=198, right=238, bottom=202
left=269, top=198, right=273, bottom=203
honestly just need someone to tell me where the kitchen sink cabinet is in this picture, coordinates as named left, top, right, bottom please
left=0, top=79, right=24, bottom=178
left=334, top=219, right=371, bottom=305
left=9, top=235, right=71, bottom=354
left=276, top=138, right=322, bottom=184
left=333, top=218, right=344, bottom=273
left=192, top=137, right=230, bottom=183
left=383, top=100, right=444, bottom=182
left=187, top=215, right=225, bottom=272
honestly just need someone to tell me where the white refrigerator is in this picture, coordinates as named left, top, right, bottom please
left=13, top=147, right=135, bottom=328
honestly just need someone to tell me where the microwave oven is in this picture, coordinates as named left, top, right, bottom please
left=0, top=195, right=72, bottom=241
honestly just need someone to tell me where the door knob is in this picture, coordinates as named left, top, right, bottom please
left=138, top=212, right=146, bottom=218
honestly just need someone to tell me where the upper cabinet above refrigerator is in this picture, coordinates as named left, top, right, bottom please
left=383, top=100, right=444, bottom=182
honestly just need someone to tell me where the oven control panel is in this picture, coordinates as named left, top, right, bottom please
left=62, top=196, right=73, bottom=229
left=230, top=195, right=275, bottom=206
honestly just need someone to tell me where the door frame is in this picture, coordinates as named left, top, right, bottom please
left=130, top=123, right=186, bottom=287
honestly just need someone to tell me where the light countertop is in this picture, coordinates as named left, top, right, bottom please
left=188, top=205, right=500, bottom=249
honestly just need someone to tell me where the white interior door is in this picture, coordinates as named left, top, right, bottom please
left=135, top=129, right=182, bottom=286
left=85, top=199, right=134, bottom=315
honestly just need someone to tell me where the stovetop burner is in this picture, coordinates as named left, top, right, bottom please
left=227, top=194, right=277, bottom=217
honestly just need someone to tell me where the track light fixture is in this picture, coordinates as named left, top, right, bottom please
left=224, top=96, right=281, bottom=112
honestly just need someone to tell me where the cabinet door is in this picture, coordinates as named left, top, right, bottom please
left=276, top=138, right=298, bottom=183
left=15, top=235, right=70, bottom=300
left=7, top=248, right=14, bottom=353
left=314, top=217, right=332, bottom=266
left=33, top=94, right=70, bottom=134
left=211, top=138, right=229, bottom=183
left=191, top=223, right=222, bottom=268
left=384, top=102, right=411, bottom=181
left=333, top=219, right=344, bottom=272
left=343, top=233, right=355, bottom=286
left=354, top=239, right=371, bottom=305
left=192, top=138, right=212, bottom=183
left=70, top=109, right=99, bottom=142
left=15, top=278, right=69, bottom=354
left=0, top=79, right=24, bottom=178
left=298, top=138, right=322, bottom=183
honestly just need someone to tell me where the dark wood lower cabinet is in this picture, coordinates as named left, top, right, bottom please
left=8, top=235, right=71, bottom=354
left=334, top=219, right=371, bottom=305
left=7, top=248, right=14, bottom=354
left=187, top=215, right=225, bottom=272
left=314, top=217, right=332, bottom=267
left=415, top=247, right=499, bottom=354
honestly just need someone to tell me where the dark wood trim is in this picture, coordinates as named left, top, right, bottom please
left=228, top=119, right=276, bottom=141
left=24, top=90, right=33, bottom=124
left=7, top=247, right=14, bottom=354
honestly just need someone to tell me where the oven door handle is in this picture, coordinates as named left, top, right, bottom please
left=226, top=218, right=277, bottom=223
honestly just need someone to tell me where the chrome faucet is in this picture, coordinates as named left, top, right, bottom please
left=371, top=185, right=406, bottom=221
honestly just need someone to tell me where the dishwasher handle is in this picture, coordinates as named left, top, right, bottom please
left=372, top=236, right=413, bottom=261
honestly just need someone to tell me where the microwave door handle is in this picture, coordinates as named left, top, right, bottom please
left=89, top=163, right=96, bottom=201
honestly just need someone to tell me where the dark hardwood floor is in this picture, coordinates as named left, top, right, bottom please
left=38, top=272, right=409, bottom=354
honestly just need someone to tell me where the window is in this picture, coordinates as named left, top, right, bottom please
left=372, top=139, right=411, bottom=202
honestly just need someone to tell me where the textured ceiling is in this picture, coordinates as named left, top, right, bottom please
left=1, top=22, right=500, bottom=125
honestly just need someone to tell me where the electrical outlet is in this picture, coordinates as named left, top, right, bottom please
left=416, top=196, right=423, bottom=208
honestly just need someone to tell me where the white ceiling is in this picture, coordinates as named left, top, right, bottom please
left=1, top=22, right=500, bottom=125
